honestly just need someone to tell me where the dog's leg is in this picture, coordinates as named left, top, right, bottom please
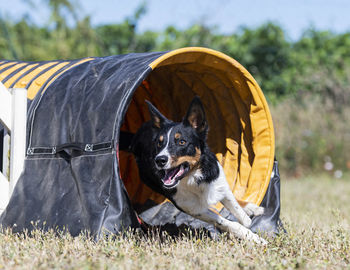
left=221, top=193, right=252, bottom=228
left=194, top=209, right=267, bottom=245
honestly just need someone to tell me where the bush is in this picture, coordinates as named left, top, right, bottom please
left=272, top=92, right=350, bottom=177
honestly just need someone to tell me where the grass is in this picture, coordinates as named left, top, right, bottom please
left=0, top=175, right=349, bottom=270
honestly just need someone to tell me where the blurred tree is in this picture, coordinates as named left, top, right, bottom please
left=285, top=30, right=350, bottom=109
left=158, top=24, right=222, bottom=50
left=0, top=0, right=349, bottom=106
left=233, top=23, right=291, bottom=102
left=95, top=2, right=148, bottom=55
left=1, top=0, right=350, bottom=175
left=0, top=16, right=18, bottom=59
left=96, top=22, right=135, bottom=55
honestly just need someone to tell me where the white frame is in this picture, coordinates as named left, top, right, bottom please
left=0, top=82, right=27, bottom=214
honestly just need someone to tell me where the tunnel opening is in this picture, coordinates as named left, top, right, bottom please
left=118, top=49, right=274, bottom=212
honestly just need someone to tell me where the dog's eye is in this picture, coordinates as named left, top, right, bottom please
left=157, top=140, right=163, bottom=148
left=179, top=139, right=186, bottom=146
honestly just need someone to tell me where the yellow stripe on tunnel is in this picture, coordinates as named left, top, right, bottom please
left=3, top=63, right=39, bottom=88
left=0, top=63, right=27, bottom=82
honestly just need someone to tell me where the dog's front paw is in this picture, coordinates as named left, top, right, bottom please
left=241, top=215, right=252, bottom=228
left=243, top=203, right=265, bottom=217
left=243, top=228, right=268, bottom=245
left=250, top=233, right=268, bottom=246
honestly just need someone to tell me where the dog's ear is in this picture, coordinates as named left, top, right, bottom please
left=183, top=96, right=208, bottom=135
left=146, top=100, right=170, bottom=129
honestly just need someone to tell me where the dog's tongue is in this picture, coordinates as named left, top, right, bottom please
left=163, top=166, right=184, bottom=185
left=163, top=167, right=179, bottom=185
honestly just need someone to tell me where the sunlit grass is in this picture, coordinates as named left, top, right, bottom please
left=0, top=175, right=349, bottom=269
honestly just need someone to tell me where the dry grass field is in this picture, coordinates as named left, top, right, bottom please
left=0, top=175, right=349, bottom=270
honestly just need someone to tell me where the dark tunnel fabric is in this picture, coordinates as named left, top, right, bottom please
left=0, top=52, right=165, bottom=237
left=0, top=50, right=283, bottom=238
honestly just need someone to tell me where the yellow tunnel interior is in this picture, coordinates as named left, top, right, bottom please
left=119, top=48, right=275, bottom=211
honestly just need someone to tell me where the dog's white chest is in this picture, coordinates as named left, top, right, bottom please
left=173, top=162, right=230, bottom=215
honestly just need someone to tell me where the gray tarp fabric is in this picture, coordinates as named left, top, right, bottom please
left=0, top=53, right=164, bottom=237
left=0, top=49, right=283, bottom=238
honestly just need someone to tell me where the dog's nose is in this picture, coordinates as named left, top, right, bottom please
left=155, top=155, right=168, bottom=168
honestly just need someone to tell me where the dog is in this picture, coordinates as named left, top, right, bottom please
left=130, top=96, right=267, bottom=245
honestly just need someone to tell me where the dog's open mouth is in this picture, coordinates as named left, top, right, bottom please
left=161, top=163, right=190, bottom=189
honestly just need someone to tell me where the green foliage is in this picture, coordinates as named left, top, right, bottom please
left=272, top=94, right=350, bottom=176
left=1, top=1, right=350, bottom=176
left=233, top=23, right=292, bottom=102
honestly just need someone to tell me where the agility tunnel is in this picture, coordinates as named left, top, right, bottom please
left=0, top=47, right=282, bottom=238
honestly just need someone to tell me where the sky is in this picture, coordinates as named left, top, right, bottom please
left=1, top=0, right=350, bottom=40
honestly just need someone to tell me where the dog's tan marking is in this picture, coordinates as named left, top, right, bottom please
left=173, top=147, right=201, bottom=168
left=175, top=132, right=181, bottom=139
left=187, top=108, right=206, bottom=132
left=237, top=199, right=249, bottom=208
left=159, top=135, right=164, bottom=142
left=154, top=119, right=161, bottom=128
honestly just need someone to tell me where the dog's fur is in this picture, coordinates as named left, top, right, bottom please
left=131, top=97, right=267, bottom=244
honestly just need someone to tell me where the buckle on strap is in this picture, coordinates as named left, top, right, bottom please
left=27, top=147, right=57, bottom=155
left=84, top=144, right=93, bottom=152
left=84, top=141, right=113, bottom=152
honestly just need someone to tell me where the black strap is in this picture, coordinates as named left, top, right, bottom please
left=27, top=140, right=114, bottom=156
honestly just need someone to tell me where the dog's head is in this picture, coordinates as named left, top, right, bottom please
left=145, top=96, right=208, bottom=189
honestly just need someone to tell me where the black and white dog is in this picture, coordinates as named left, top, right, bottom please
left=131, top=97, right=267, bottom=245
